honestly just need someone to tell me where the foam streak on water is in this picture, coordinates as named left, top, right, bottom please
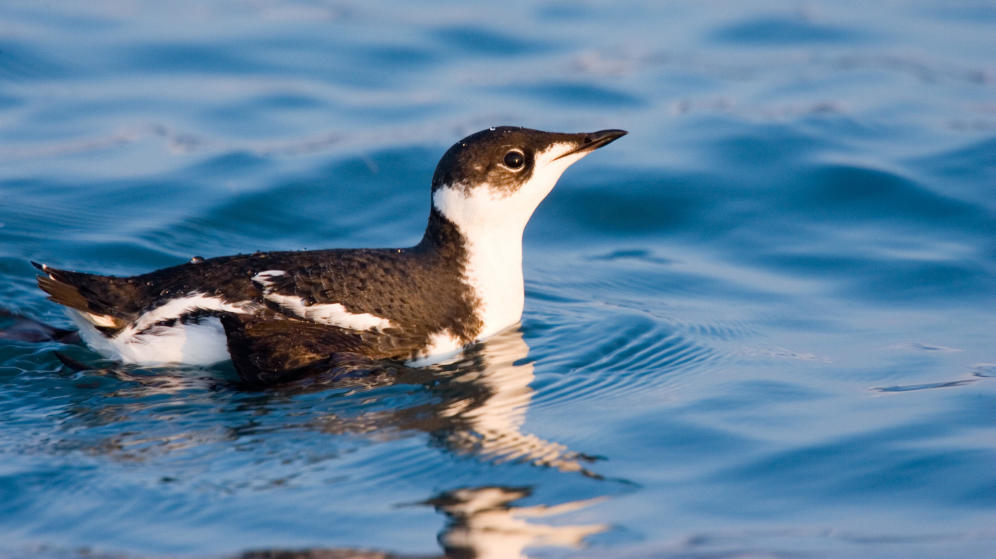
left=1, top=1, right=995, bottom=558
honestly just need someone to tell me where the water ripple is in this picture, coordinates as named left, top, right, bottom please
left=2, top=1, right=996, bottom=557
left=532, top=315, right=724, bottom=411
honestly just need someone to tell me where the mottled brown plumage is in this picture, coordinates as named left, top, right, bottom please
left=34, top=126, right=626, bottom=383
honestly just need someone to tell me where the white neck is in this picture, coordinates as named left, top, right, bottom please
left=430, top=143, right=588, bottom=341
left=432, top=185, right=528, bottom=340
left=463, top=221, right=526, bottom=340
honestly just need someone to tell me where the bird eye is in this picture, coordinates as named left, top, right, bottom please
left=503, top=150, right=525, bottom=170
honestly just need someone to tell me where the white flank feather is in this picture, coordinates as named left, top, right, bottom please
left=70, top=293, right=252, bottom=365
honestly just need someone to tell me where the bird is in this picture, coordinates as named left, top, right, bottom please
left=34, top=126, right=626, bottom=383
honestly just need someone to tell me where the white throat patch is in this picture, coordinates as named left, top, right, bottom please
left=431, top=142, right=591, bottom=341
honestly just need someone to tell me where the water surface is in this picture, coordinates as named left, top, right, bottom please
left=1, top=1, right=995, bottom=557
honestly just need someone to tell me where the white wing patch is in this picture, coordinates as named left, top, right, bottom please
left=253, top=270, right=394, bottom=331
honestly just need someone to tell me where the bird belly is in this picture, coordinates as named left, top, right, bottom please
left=69, top=311, right=231, bottom=366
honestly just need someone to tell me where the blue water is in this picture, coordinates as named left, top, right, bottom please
left=1, top=1, right=995, bottom=557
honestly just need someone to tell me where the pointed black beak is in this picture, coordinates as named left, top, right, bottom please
left=556, top=129, right=628, bottom=160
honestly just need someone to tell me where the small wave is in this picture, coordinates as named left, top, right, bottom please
left=499, top=81, right=645, bottom=108
left=786, top=162, right=976, bottom=223
left=873, top=379, right=978, bottom=393
left=710, top=14, right=867, bottom=45
left=432, top=25, right=551, bottom=56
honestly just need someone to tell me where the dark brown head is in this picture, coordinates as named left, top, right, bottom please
left=430, top=126, right=626, bottom=232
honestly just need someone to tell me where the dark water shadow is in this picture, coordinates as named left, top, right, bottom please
left=0, top=308, right=80, bottom=344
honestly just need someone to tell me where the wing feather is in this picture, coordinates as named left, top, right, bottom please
left=33, top=262, right=141, bottom=332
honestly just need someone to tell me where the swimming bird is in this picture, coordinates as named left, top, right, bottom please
left=34, top=126, right=626, bottom=383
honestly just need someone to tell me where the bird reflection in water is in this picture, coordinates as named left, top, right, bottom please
left=423, top=486, right=608, bottom=559
left=36, top=318, right=601, bottom=474
left=238, top=486, right=607, bottom=559
left=289, top=329, right=599, bottom=474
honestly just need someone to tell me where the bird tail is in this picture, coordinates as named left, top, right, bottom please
left=32, top=261, right=140, bottom=333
